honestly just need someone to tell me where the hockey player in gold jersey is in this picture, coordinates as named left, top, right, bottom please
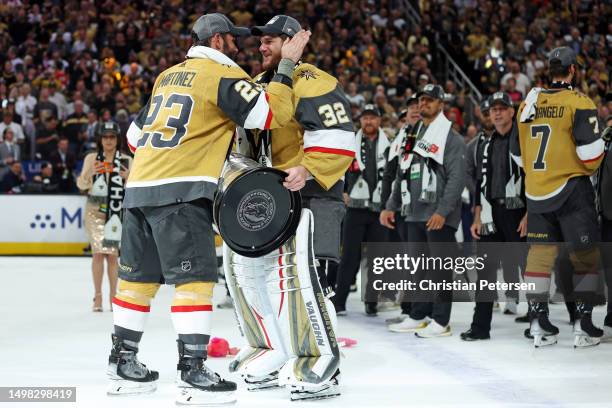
left=107, top=13, right=311, bottom=405
left=511, top=46, right=605, bottom=348
left=225, top=15, right=355, bottom=401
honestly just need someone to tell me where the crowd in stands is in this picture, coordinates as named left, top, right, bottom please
left=416, top=0, right=610, bottom=114
left=0, top=0, right=610, bottom=194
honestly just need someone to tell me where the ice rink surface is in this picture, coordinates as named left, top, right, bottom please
left=1, top=257, right=612, bottom=408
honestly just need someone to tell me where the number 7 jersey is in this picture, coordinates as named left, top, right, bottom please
left=123, top=46, right=295, bottom=208
left=511, top=88, right=604, bottom=213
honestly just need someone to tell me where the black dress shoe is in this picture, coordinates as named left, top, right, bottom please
left=365, top=303, right=377, bottom=316
left=460, top=329, right=490, bottom=341
left=515, top=313, right=530, bottom=323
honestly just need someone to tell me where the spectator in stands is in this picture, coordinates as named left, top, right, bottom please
left=63, top=100, right=89, bottom=152
left=345, top=82, right=366, bottom=108
left=500, top=57, right=531, bottom=97
left=36, top=117, right=60, bottom=160
left=15, top=84, right=36, bottom=140
left=23, top=161, right=59, bottom=194
left=2, top=99, right=23, bottom=126
left=504, top=77, right=523, bottom=104
left=48, top=136, right=76, bottom=193
left=1, top=161, right=25, bottom=193
left=0, top=109, right=25, bottom=144
left=65, top=91, right=90, bottom=116
left=33, top=87, right=58, bottom=125
left=0, top=128, right=21, bottom=177
left=48, top=82, right=68, bottom=120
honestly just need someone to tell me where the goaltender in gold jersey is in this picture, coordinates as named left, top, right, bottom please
left=226, top=15, right=355, bottom=402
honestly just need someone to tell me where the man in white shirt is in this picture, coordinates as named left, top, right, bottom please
left=500, top=58, right=531, bottom=96
left=15, top=83, right=36, bottom=139
left=48, top=82, right=69, bottom=120
left=0, top=110, right=25, bottom=143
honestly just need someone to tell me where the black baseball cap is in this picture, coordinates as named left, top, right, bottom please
left=406, top=94, right=418, bottom=107
left=417, top=84, right=444, bottom=100
left=548, top=46, right=580, bottom=68
left=252, top=15, right=301, bottom=37
left=97, top=121, right=120, bottom=136
left=490, top=91, right=512, bottom=107
left=361, top=104, right=381, bottom=117
left=192, top=13, right=250, bottom=41
left=479, top=97, right=491, bottom=113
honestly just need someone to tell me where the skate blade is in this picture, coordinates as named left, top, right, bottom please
left=290, top=387, right=340, bottom=401
left=533, top=334, right=557, bottom=348
left=107, top=379, right=157, bottom=396
left=175, top=389, right=236, bottom=405
left=574, top=335, right=601, bottom=348
left=246, top=382, right=281, bottom=392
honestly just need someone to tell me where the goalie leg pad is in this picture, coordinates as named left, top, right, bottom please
left=223, top=244, right=289, bottom=378
left=277, top=210, right=340, bottom=388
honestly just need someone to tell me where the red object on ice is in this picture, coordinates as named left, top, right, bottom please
left=229, top=347, right=240, bottom=356
left=336, top=337, right=357, bottom=348
left=208, top=337, right=230, bottom=357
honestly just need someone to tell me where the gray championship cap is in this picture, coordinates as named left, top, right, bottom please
left=360, top=104, right=381, bottom=117
left=252, top=15, right=302, bottom=37
left=192, top=13, right=250, bottom=41
left=548, top=46, right=580, bottom=68
left=490, top=91, right=513, bottom=107
left=417, top=84, right=445, bottom=100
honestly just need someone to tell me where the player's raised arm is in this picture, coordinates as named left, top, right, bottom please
left=217, top=30, right=311, bottom=130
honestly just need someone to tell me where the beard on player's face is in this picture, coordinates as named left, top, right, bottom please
left=222, top=34, right=239, bottom=59
left=260, top=36, right=283, bottom=71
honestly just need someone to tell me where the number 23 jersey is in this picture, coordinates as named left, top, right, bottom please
left=511, top=88, right=604, bottom=212
left=124, top=46, right=295, bottom=208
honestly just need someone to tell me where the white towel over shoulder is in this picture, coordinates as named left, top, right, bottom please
left=519, top=87, right=543, bottom=123
left=412, top=111, right=451, bottom=165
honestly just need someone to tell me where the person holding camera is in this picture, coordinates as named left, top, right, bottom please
left=77, top=121, right=131, bottom=312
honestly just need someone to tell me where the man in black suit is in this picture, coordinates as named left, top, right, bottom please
left=48, top=136, right=76, bottom=192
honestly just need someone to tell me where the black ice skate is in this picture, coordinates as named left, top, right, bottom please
left=289, top=369, right=341, bottom=401
left=573, top=302, right=603, bottom=348
left=528, top=301, right=559, bottom=348
left=175, top=340, right=237, bottom=405
left=107, top=334, right=159, bottom=395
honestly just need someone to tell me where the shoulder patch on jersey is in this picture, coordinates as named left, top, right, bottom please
left=293, top=63, right=336, bottom=98
left=297, top=68, right=318, bottom=80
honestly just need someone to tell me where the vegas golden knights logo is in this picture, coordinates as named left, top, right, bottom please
left=298, top=69, right=318, bottom=80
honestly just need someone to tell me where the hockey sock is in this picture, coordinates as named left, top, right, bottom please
left=571, top=247, right=602, bottom=303
left=171, top=281, right=214, bottom=358
left=525, top=244, right=556, bottom=302
left=112, top=279, right=160, bottom=348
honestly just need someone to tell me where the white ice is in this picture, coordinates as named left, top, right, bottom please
left=1, top=257, right=612, bottom=408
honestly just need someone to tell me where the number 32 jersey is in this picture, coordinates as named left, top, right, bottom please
left=124, top=46, right=295, bottom=208
left=244, top=63, right=355, bottom=194
left=511, top=88, right=604, bottom=213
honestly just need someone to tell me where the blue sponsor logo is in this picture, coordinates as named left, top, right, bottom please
left=30, top=208, right=83, bottom=229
